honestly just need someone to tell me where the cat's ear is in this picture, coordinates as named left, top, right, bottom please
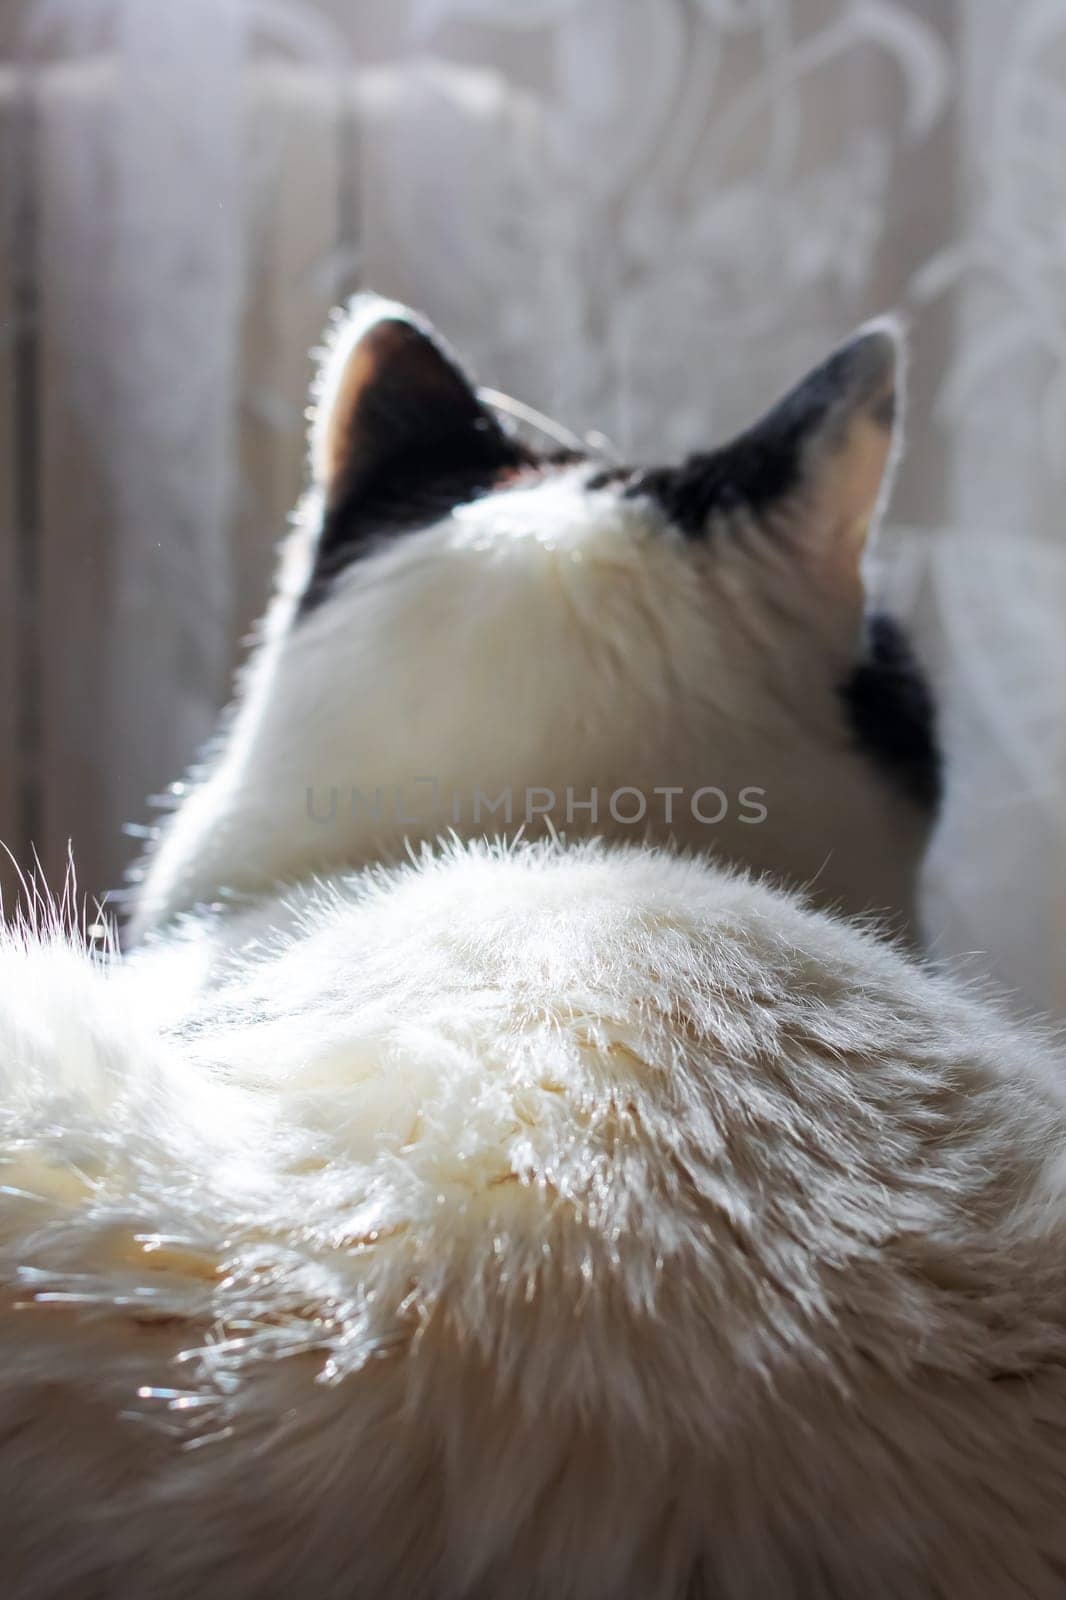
left=773, top=319, right=904, bottom=586
left=310, top=294, right=520, bottom=507
left=641, top=319, right=904, bottom=592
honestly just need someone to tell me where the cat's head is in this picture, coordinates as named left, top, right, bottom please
left=129, top=296, right=938, bottom=939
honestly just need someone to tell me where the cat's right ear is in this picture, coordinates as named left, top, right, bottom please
left=633, top=320, right=904, bottom=608
left=310, top=295, right=522, bottom=508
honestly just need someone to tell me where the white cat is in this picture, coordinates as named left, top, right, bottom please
left=1, top=298, right=1063, bottom=1600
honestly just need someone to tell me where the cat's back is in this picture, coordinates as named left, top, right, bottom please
left=172, top=845, right=1066, bottom=1593
left=5, top=840, right=1066, bottom=1598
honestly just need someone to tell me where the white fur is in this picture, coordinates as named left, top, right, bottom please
left=4, top=303, right=1060, bottom=1595
left=129, top=465, right=926, bottom=940
left=3, top=841, right=1066, bottom=1597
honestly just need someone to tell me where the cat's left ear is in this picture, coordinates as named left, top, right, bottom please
left=310, top=294, right=520, bottom=507
left=640, top=318, right=904, bottom=591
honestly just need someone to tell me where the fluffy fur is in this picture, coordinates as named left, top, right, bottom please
left=4, top=843, right=1066, bottom=1597
left=3, top=299, right=1063, bottom=1597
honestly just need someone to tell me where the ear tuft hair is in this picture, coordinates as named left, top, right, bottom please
left=309, top=294, right=518, bottom=506
left=299, top=296, right=530, bottom=614
left=628, top=315, right=906, bottom=595
left=778, top=313, right=906, bottom=552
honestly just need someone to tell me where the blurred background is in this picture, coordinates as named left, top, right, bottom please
left=1, top=0, right=1065, bottom=1013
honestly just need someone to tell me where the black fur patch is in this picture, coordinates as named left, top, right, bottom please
left=625, top=335, right=892, bottom=537
left=585, top=465, right=631, bottom=492
left=623, top=427, right=804, bottom=536
left=840, top=614, right=941, bottom=810
left=299, top=437, right=527, bottom=617
left=300, top=443, right=590, bottom=617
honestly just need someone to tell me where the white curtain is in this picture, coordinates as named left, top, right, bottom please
left=4, top=0, right=1066, bottom=1016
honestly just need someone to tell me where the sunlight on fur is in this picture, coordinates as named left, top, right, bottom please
left=2, top=299, right=1062, bottom=1599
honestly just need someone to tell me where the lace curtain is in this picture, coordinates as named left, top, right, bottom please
left=3, top=0, right=1065, bottom=1016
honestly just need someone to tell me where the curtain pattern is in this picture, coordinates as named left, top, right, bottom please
left=3, top=0, right=1065, bottom=1015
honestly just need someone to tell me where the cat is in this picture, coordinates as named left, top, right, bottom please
left=1, top=297, right=1064, bottom=1600
left=127, top=298, right=936, bottom=941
